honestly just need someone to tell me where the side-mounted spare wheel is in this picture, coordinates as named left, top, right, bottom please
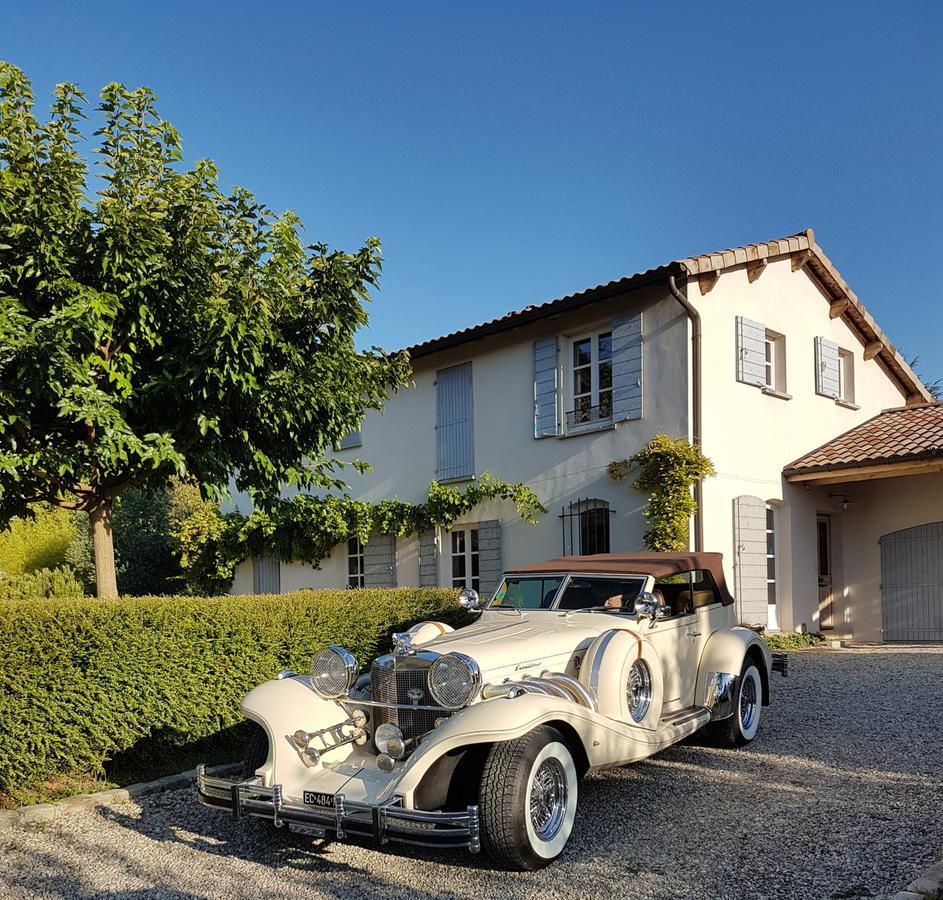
left=478, top=725, right=579, bottom=870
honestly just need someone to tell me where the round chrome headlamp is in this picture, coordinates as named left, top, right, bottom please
left=310, top=646, right=359, bottom=699
left=374, top=722, right=406, bottom=760
left=428, top=652, right=481, bottom=710
left=626, top=658, right=652, bottom=723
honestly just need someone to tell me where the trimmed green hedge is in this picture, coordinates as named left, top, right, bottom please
left=0, top=588, right=460, bottom=799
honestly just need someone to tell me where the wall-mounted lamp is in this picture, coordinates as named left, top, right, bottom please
left=829, top=492, right=852, bottom=511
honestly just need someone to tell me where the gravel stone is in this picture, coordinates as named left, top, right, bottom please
left=2, top=647, right=941, bottom=899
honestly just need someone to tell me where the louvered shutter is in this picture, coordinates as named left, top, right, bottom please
left=337, top=429, right=361, bottom=450
left=733, top=496, right=768, bottom=625
left=612, top=311, right=643, bottom=421
left=477, top=519, right=502, bottom=596
left=418, top=530, right=438, bottom=587
left=533, top=337, right=559, bottom=438
left=436, top=362, right=474, bottom=481
left=364, top=534, right=396, bottom=588
left=736, top=316, right=766, bottom=387
left=252, top=556, right=280, bottom=594
left=815, top=336, right=841, bottom=398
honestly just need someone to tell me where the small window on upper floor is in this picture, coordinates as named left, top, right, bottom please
left=737, top=316, right=789, bottom=398
left=838, top=348, right=855, bottom=405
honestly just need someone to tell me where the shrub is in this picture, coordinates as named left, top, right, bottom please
left=0, top=505, right=77, bottom=575
left=0, top=588, right=461, bottom=800
left=0, top=566, right=85, bottom=600
left=763, top=631, right=825, bottom=650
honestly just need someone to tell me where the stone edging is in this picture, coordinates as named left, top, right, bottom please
left=891, top=859, right=943, bottom=900
left=0, top=762, right=240, bottom=831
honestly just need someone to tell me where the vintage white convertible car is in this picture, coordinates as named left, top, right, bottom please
left=197, top=552, right=787, bottom=869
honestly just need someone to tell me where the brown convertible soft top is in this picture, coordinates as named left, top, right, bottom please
left=505, top=552, right=734, bottom=606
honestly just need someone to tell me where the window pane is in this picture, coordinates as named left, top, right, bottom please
left=470, top=528, right=479, bottom=552
left=452, top=530, right=464, bottom=554
left=599, top=390, right=612, bottom=419
left=573, top=338, right=591, bottom=367
left=452, top=554, right=466, bottom=579
left=348, top=537, right=359, bottom=554
left=599, top=360, right=612, bottom=390
left=574, top=368, right=592, bottom=395
left=557, top=576, right=645, bottom=610
left=471, top=554, right=479, bottom=577
left=767, top=557, right=776, bottom=580
left=598, top=332, right=612, bottom=360
left=575, top=395, right=592, bottom=422
left=472, top=577, right=480, bottom=593
left=766, top=506, right=774, bottom=529
left=767, top=582, right=777, bottom=605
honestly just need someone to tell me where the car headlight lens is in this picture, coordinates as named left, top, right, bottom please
left=310, top=646, right=359, bottom=699
left=374, top=722, right=406, bottom=760
left=428, top=652, right=481, bottom=709
left=626, top=659, right=653, bottom=723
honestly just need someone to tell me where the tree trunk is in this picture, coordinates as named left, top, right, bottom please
left=89, top=501, right=119, bottom=599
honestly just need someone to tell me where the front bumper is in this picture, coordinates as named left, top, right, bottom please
left=195, top=765, right=480, bottom=853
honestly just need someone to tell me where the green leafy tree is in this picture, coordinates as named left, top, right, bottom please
left=0, top=64, right=409, bottom=597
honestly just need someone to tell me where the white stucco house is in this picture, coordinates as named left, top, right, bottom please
left=230, top=229, right=943, bottom=642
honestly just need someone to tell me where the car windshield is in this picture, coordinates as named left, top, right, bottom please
left=556, top=576, right=646, bottom=611
left=491, top=577, right=564, bottom=609
left=489, top=575, right=646, bottom=610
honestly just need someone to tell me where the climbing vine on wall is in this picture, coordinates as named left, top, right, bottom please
left=608, top=434, right=715, bottom=552
left=175, top=473, right=546, bottom=595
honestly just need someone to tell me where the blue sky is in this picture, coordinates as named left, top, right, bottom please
left=4, top=2, right=942, bottom=386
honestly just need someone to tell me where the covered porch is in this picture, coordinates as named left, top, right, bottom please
left=783, top=402, right=943, bottom=642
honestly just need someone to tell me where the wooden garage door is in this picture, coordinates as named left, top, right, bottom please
left=880, top=522, right=943, bottom=642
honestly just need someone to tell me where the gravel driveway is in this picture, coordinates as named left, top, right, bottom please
left=2, top=647, right=941, bottom=900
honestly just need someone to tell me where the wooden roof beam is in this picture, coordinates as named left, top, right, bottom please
left=864, top=341, right=883, bottom=360
left=698, top=269, right=721, bottom=295
left=791, top=248, right=813, bottom=271
left=829, top=297, right=850, bottom=318
left=746, top=258, right=768, bottom=283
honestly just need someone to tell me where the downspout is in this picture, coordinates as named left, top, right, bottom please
left=667, top=273, right=704, bottom=552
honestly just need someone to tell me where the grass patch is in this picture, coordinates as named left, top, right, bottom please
left=763, top=631, right=825, bottom=650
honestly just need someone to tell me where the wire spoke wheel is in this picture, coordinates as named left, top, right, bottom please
left=528, top=757, right=567, bottom=841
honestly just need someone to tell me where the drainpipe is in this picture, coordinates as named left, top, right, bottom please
left=667, top=273, right=704, bottom=552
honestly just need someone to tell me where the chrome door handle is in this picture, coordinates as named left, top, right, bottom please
left=688, top=631, right=702, bottom=638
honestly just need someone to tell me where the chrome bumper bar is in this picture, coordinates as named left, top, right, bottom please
left=195, top=765, right=480, bottom=853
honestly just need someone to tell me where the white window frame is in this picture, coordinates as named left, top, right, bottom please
left=347, top=537, right=365, bottom=589
left=765, top=503, right=779, bottom=631
left=450, top=526, right=480, bottom=592
left=566, top=329, right=613, bottom=430
left=838, top=348, right=855, bottom=404
left=763, top=329, right=787, bottom=395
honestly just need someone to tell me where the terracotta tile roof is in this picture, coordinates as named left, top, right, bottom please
left=403, top=229, right=930, bottom=402
left=783, top=403, right=943, bottom=476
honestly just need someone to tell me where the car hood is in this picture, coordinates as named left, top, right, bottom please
left=423, top=609, right=633, bottom=680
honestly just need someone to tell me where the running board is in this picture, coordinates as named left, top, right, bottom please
left=660, top=706, right=712, bottom=728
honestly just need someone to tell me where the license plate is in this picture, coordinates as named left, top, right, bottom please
left=303, top=791, right=335, bottom=808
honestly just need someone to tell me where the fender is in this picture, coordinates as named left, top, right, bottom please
left=695, top=627, right=772, bottom=707
left=381, top=691, right=696, bottom=807
left=239, top=675, right=349, bottom=785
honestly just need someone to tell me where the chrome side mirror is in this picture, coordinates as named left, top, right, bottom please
left=459, top=588, right=481, bottom=611
left=633, top=592, right=658, bottom=621
left=655, top=604, right=673, bottom=620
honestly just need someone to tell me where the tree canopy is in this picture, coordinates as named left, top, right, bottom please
left=0, top=62, right=410, bottom=596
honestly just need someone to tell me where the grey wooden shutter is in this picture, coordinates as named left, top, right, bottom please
left=252, top=556, right=280, bottom=594
left=418, top=530, right=438, bottom=587
left=364, top=534, right=396, bottom=588
left=337, top=429, right=361, bottom=450
left=477, top=519, right=502, bottom=597
left=533, top=337, right=559, bottom=438
left=815, top=336, right=841, bottom=398
left=612, top=311, right=642, bottom=421
left=736, top=316, right=766, bottom=387
left=733, top=496, right=768, bottom=625
left=436, top=362, right=474, bottom=481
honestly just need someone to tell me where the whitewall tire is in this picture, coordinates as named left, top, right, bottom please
left=479, top=726, right=579, bottom=870
left=713, top=660, right=763, bottom=747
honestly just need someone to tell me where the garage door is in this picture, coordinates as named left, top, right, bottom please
left=880, top=522, right=943, bottom=642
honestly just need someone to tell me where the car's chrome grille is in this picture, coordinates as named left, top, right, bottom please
left=371, top=657, right=441, bottom=742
